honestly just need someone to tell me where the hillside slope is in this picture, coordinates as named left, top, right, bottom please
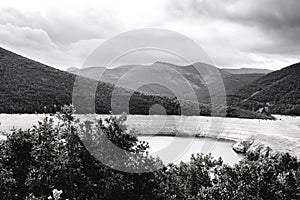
left=0, top=47, right=75, bottom=113
left=0, top=47, right=181, bottom=115
left=230, top=63, right=300, bottom=115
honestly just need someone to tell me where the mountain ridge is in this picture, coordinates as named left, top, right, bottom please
left=222, top=67, right=272, bottom=74
left=67, top=62, right=266, bottom=103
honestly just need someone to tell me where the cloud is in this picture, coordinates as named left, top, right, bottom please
left=0, top=23, right=56, bottom=49
left=0, top=22, right=103, bottom=69
left=0, top=0, right=299, bottom=70
left=167, top=0, right=300, bottom=66
left=0, top=6, right=120, bottom=44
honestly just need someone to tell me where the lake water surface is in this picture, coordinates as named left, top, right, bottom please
left=0, top=114, right=299, bottom=158
left=138, top=136, right=243, bottom=165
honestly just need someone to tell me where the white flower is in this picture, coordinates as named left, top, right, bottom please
left=52, top=189, right=63, bottom=200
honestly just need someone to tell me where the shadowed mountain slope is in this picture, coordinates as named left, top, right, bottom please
left=229, top=63, right=300, bottom=115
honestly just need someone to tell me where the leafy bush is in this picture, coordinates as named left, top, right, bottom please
left=0, top=105, right=161, bottom=199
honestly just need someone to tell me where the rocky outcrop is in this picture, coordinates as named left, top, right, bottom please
left=233, top=138, right=272, bottom=156
left=232, top=140, right=252, bottom=153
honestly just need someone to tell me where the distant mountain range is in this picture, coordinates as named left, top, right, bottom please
left=68, top=61, right=300, bottom=116
left=67, top=62, right=267, bottom=103
left=222, top=68, right=272, bottom=75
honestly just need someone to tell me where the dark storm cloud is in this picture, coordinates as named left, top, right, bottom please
left=170, top=0, right=300, bottom=55
left=171, top=0, right=300, bottom=29
left=226, top=0, right=300, bottom=29
left=225, top=0, right=300, bottom=55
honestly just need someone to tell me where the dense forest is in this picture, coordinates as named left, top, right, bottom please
left=0, top=106, right=298, bottom=199
left=229, top=62, right=300, bottom=115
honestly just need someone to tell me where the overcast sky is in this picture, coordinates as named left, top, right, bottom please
left=0, top=0, right=299, bottom=70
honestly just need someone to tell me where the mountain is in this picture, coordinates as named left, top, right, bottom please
left=229, top=63, right=300, bottom=115
left=0, top=47, right=181, bottom=115
left=0, top=47, right=272, bottom=119
left=68, top=62, right=265, bottom=103
left=222, top=68, right=272, bottom=74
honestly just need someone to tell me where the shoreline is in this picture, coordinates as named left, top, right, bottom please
left=137, top=133, right=237, bottom=143
left=0, top=114, right=299, bottom=158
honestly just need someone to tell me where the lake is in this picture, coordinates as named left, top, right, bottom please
left=139, top=136, right=243, bottom=165
left=0, top=114, right=299, bottom=158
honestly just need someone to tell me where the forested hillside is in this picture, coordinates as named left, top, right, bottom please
left=0, top=47, right=180, bottom=115
left=0, top=47, right=75, bottom=113
left=230, top=63, right=300, bottom=115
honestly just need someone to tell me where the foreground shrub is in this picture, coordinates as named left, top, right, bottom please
left=0, top=106, right=160, bottom=199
